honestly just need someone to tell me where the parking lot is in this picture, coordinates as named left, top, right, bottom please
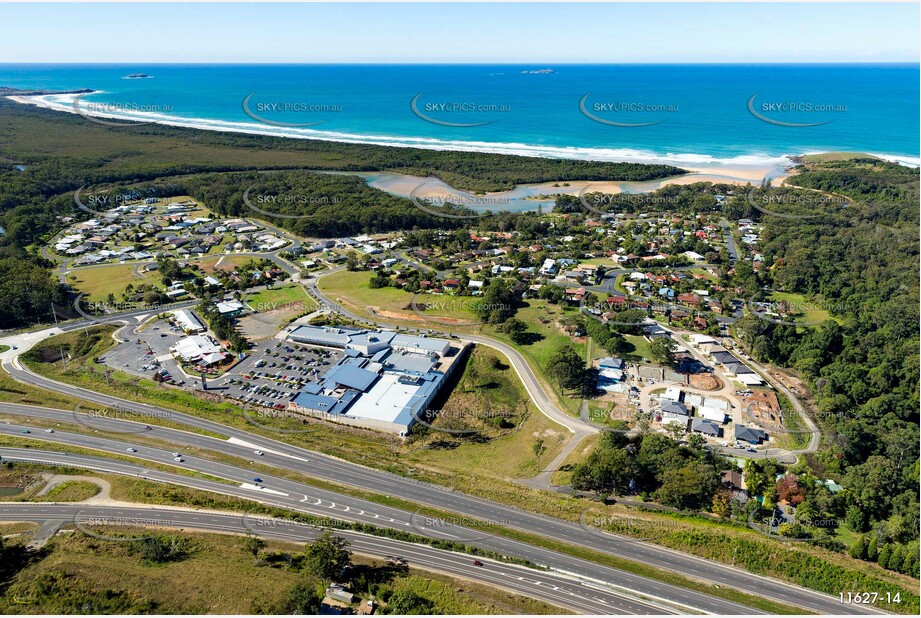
left=210, top=339, right=342, bottom=409
left=99, top=318, right=186, bottom=386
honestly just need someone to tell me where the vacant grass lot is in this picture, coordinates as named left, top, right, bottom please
left=66, top=264, right=155, bottom=303
left=191, top=254, right=253, bottom=274
left=245, top=283, right=315, bottom=312
left=319, top=270, right=477, bottom=324
left=769, top=291, right=838, bottom=325
left=482, top=300, right=587, bottom=415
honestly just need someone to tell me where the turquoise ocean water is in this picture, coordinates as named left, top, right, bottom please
left=0, top=64, right=917, bottom=166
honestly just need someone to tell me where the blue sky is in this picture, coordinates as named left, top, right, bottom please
left=1, top=2, right=918, bottom=63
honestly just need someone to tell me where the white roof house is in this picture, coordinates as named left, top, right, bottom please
left=689, top=334, right=717, bottom=347
left=737, top=373, right=766, bottom=386
left=662, top=386, right=683, bottom=402
left=539, top=258, right=557, bottom=275
left=697, top=406, right=727, bottom=423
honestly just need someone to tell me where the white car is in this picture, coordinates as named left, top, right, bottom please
left=254, top=450, right=264, bottom=456
left=127, top=447, right=137, bottom=452
left=173, top=456, right=184, bottom=462
left=171, top=452, right=181, bottom=457
left=45, top=428, right=55, bottom=433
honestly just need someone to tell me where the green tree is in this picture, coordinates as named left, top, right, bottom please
left=877, top=543, right=892, bottom=569
left=888, top=545, right=905, bottom=573
left=533, top=438, right=546, bottom=466
left=279, top=579, right=323, bottom=614
left=131, top=535, right=192, bottom=563
left=498, top=318, right=529, bottom=344
left=345, top=251, right=360, bottom=271
left=656, top=460, right=721, bottom=510
left=846, top=505, right=869, bottom=533
left=648, top=337, right=677, bottom=367
left=867, top=536, right=879, bottom=561
left=473, top=279, right=516, bottom=324
left=304, top=531, right=352, bottom=581
left=546, top=344, right=584, bottom=392
left=849, top=535, right=868, bottom=560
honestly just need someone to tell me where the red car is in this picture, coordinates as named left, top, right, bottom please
left=472, top=560, right=483, bottom=567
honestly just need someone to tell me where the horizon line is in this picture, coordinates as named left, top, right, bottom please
left=0, top=61, right=918, bottom=66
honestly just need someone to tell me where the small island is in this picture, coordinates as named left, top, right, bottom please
left=123, top=73, right=153, bottom=79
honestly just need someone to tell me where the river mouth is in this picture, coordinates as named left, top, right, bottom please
left=310, top=164, right=786, bottom=215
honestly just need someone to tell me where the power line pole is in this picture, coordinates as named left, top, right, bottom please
left=59, top=346, right=67, bottom=370
left=50, top=303, right=58, bottom=325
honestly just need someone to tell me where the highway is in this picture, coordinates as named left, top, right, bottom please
left=0, top=502, right=657, bottom=616
left=0, top=415, right=750, bottom=615
left=0, top=400, right=880, bottom=615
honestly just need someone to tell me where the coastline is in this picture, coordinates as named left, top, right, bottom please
left=7, top=92, right=917, bottom=191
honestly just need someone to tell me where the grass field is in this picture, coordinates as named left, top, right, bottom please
left=245, top=283, right=315, bottom=311
left=801, top=152, right=879, bottom=163
left=319, top=270, right=477, bottom=324
left=66, top=264, right=155, bottom=303
left=481, top=300, right=588, bottom=416
left=769, top=291, right=838, bottom=325
left=622, top=334, right=654, bottom=362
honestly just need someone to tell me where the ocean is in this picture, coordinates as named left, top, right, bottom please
left=0, top=63, right=918, bottom=168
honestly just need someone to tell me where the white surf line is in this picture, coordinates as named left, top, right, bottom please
left=227, top=436, right=310, bottom=463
